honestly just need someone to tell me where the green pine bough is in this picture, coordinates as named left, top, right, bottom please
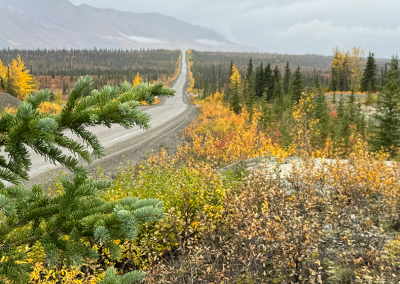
left=0, top=76, right=175, bottom=283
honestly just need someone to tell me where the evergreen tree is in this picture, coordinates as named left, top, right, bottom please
left=370, top=59, right=400, bottom=159
left=291, top=66, right=304, bottom=103
left=330, top=53, right=338, bottom=92
left=229, top=65, right=242, bottom=114
left=255, top=63, right=265, bottom=97
left=224, top=61, right=235, bottom=102
left=244, top=59, right=256, bottom=121
left=360, top=52, right=378, bottom=92
left=313, top=89, right=330, bottom=143
left=347, top=90, right=366, bottom=137
left=283, top=62, right=291, bottom=95
left=347, top=90, right=357, bottom=124
left=315, top=76, right=321, bottom=90
left=273, top=76, right=283, bottom=101
left=389, top=55, right=399, bottom=77
left=259, top=92, right=276, bottom=130
left=0, top=77, right=175, bottom=283
left=270, top=65, right=281, bottom=101
left=355, top=102, right=367, bottom=137
left=337, top=95, right=345, bottom=121
left=264, top=63, right=273, bottom=101
left=5, top=67, right=15, bottom=96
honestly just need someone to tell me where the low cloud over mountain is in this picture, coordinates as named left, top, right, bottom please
left=0, top=0, right=251, bottom=51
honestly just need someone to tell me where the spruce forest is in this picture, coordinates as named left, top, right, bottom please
left=2, top=40, right=400, bottom=284
left=0, top=49, right=181, bottom=97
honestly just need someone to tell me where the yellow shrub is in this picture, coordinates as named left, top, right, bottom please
left=180, top=94, right=294, bottom=166
left=39, top=102, right=62, bottom=114
left=4, top=105, right=18, bottom=114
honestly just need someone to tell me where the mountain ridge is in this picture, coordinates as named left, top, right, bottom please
left=0, top=0, right=252, bottom=51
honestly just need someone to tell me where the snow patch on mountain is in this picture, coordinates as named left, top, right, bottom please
left=119, top=33, right=164, bottom=44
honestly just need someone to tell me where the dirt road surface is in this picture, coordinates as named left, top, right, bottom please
left=25, top=52, right=197, bottom=186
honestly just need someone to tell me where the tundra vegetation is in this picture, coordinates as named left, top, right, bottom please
left=2, top=47, right=400, bottom=283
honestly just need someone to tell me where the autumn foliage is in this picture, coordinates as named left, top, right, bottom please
left=12, top=50, right=400, bottom=283
left=0, top=55, right=38, bottom=100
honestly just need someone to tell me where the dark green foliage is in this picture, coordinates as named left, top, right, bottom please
left=291, top=66, right=304, bottom=103
left=361, top=52, right=378, bottom=92
left=315, top=76, right=321, bottom=90
left=259, top=93, right=276, bottom=131
left=265, top=63, right=273, bottom=100
left=188, top=51, right=340, bottom=103
left=229, top=79, right=242, bottom=115
left=270, top=65, right=281, bottom=101
left=313, top=89, right=330, bottom=143
left=229, top=60, right=234, bottom=77
left=273, top=77, right=283, bottom=101
left=389, top=56, right=399, bottom=77
left=223, top=62, right=234, bottom=102
left=98, top=267, right=146, bottom=284
left=244, top=59, right=256, bottom=121
left=272, top=66, right=281, bottom=83
left=0, top=76, right=175, bottom=283
left=255, top=63, right=265, bottom=98
left=5, top=67, right=16, bottom=96
left=283, top=62, right=291, bottom=95
left=370, top=58, right=400, bottom=159
left=355, top=102, right=367, bottom=137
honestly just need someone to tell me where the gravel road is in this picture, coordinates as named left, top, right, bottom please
left=25, top=52, right=197, bottom=186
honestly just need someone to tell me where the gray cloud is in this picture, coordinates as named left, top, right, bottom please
left=69, top=0, right=400, bottom=57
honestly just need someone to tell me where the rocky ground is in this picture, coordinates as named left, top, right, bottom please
left=218, top=155, right=360, bottom=179
left=0, top=91, right=20, bottom=111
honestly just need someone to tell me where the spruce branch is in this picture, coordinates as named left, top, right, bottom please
left=0, top=76, right=174, bottom=283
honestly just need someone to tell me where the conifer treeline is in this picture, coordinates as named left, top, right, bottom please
left=0, top=48, right=181, bottom=88
left=189, top=50, right=389, bottom=97
left=191, top=51, right=331, bottom=97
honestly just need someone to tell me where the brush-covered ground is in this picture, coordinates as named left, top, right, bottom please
left=21, top=91, right=400, bottom=284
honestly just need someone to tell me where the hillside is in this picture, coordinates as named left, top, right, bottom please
left=0, top=0, right=250, bottom=51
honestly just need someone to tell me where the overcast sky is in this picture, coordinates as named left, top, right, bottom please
left=69, top=0, right=399, bottom=58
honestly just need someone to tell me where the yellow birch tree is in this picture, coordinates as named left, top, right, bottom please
left=332, top=46, right=366, bottom=92
left=349, top=46, right=365, bottom=92
left=133, top=72, right=142, bottom=86
left=9, top=56, right=36, bottom=100
left=0, top=60, right=5, bottom=79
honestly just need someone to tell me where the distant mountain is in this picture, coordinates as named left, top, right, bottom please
left=0, top=0, right=251, bottom=51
